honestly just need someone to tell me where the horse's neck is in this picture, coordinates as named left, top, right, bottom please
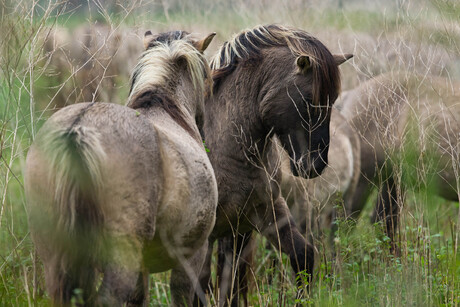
left=174, top=86, right=199, bottom=117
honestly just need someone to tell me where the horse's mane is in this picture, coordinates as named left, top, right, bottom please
left=127, top=31, right=210, bottom=135
left=211, top=24, right=340, bottom=106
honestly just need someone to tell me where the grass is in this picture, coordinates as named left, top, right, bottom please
left=1, top=0, right=459, bottom=306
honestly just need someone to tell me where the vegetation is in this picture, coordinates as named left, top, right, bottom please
left=0, top=0, right=458, bottom=305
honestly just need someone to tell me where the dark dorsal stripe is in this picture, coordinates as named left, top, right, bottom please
left=128, top=89, right=195, bottom=137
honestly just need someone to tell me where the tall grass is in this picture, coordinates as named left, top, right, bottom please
left=0, top=0, right=459, bottom=306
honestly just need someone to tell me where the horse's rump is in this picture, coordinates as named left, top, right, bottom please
left=26, top=104, right=107, bottom=304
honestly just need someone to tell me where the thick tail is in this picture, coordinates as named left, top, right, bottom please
left=40, top=124, right=106, bottom=305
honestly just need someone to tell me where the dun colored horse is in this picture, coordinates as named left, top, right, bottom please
left=199, top=24, right=352, bottom=305
left=337, top=71, right=460, bottom=250
left=25, top=30, right=217, bottom=306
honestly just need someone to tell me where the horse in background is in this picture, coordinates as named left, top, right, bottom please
left=337, top=71, right=460, bottom=251
left=199, top=24, right=352, bottom=306
left=40, top=25, right=142, bottom=109
left=25, top=30, right=217, bottom=306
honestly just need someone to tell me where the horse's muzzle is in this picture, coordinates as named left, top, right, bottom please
left=290, top=150, right=328, bottom=179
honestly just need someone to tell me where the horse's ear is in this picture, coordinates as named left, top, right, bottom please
left=193, top=32, right=216, bottom=53
left=334, top=53, right=353, bottom=66
left=143, top=30, right=154, bottom=49
left=296, top=55, right=310, bottom=71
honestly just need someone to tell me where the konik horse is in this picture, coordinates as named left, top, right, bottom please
left=25, top=30, right=217, bottom=306
left=199, top=24, right=352, bottom=305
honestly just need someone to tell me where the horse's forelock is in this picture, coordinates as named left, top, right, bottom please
left=289, top=35, right=341, bottom=108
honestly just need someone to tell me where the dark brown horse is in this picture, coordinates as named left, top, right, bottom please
left=199, top=24, right=352, bottom=306
left=219, top=108, right=361, bottom=306
left=25, top=30, right=217, bottom=306
left=337, top=71, right=460, bottom=251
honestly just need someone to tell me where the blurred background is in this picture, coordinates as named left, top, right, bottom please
left=1, top=0, right=459, bottom=305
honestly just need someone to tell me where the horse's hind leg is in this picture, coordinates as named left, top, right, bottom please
left=97, top=236, right=144, bottom=306
left=171, top=242, right=208, bottom=306
left=194, top=239, right=214, bottom=307
left=126, top=271, right=149, bottom=307
left=345, top=175, right=372, bottom=222
left=372, top=176, right=400, bottom=254
left=42, top=255, right=97, bottom=306
left=259, top=197, right=314, bottom=295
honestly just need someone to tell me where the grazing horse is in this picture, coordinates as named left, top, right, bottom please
left=199, top=24, right=352, bottom=306
left=25, top=30, right=217, bottom=306
left=337, top=71, right=460, bottom=250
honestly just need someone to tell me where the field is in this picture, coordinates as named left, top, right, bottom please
left=1, top=0, right=459, bottom=306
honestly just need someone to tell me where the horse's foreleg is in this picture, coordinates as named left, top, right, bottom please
left=171, top=242, right=208, bottom=306
left=194, top=239, right=214, bottom=307
left=217, top=232, right=253, bottom=307
left=260, top=197, right=314, bottom=295
left=372, top=176, right=400, bottom=254
left=126, top=271, right=149, bottom=307
left=97, top=236, right=144, bottom=306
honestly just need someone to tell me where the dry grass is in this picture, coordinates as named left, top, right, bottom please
left=0, top=0, right=459, bottom=305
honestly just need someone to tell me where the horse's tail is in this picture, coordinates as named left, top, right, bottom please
left=41, top=124, right=106, bottom=305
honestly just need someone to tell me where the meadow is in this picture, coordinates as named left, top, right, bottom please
left=0, top=0, right=459, bottom=305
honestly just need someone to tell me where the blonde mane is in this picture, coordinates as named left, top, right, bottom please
left=128, top=36, right=210, bottom=105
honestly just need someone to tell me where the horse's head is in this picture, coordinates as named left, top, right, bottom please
left=209, top=25, right=352, bottom=177
left=256, top=26, right=352, bottom=178
left=128, top=30, right=216, bottom=134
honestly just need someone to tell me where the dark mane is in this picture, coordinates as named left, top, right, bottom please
left=144, top=30, right=190, bottom=49
left=211, top=24, right=341, bottom=106
left=127, top=31, right=211, bottom=139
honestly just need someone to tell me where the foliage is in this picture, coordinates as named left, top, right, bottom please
left=0, top=0, right=459, bottom=306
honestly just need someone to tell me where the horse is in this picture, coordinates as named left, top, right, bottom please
left=336, top=71, right=460, bottom=251
left=198, top=24, right=352, bottom=306
left=281, top=107, right=361, bottom=246
left=40, top=24, right=143, bottom=108
left=25, top=30, right=217, bottom=306
left=219, top=108, right=361, bottom=305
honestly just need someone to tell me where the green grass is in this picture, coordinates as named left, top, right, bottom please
left=1, top=0, right=459, bottom=306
